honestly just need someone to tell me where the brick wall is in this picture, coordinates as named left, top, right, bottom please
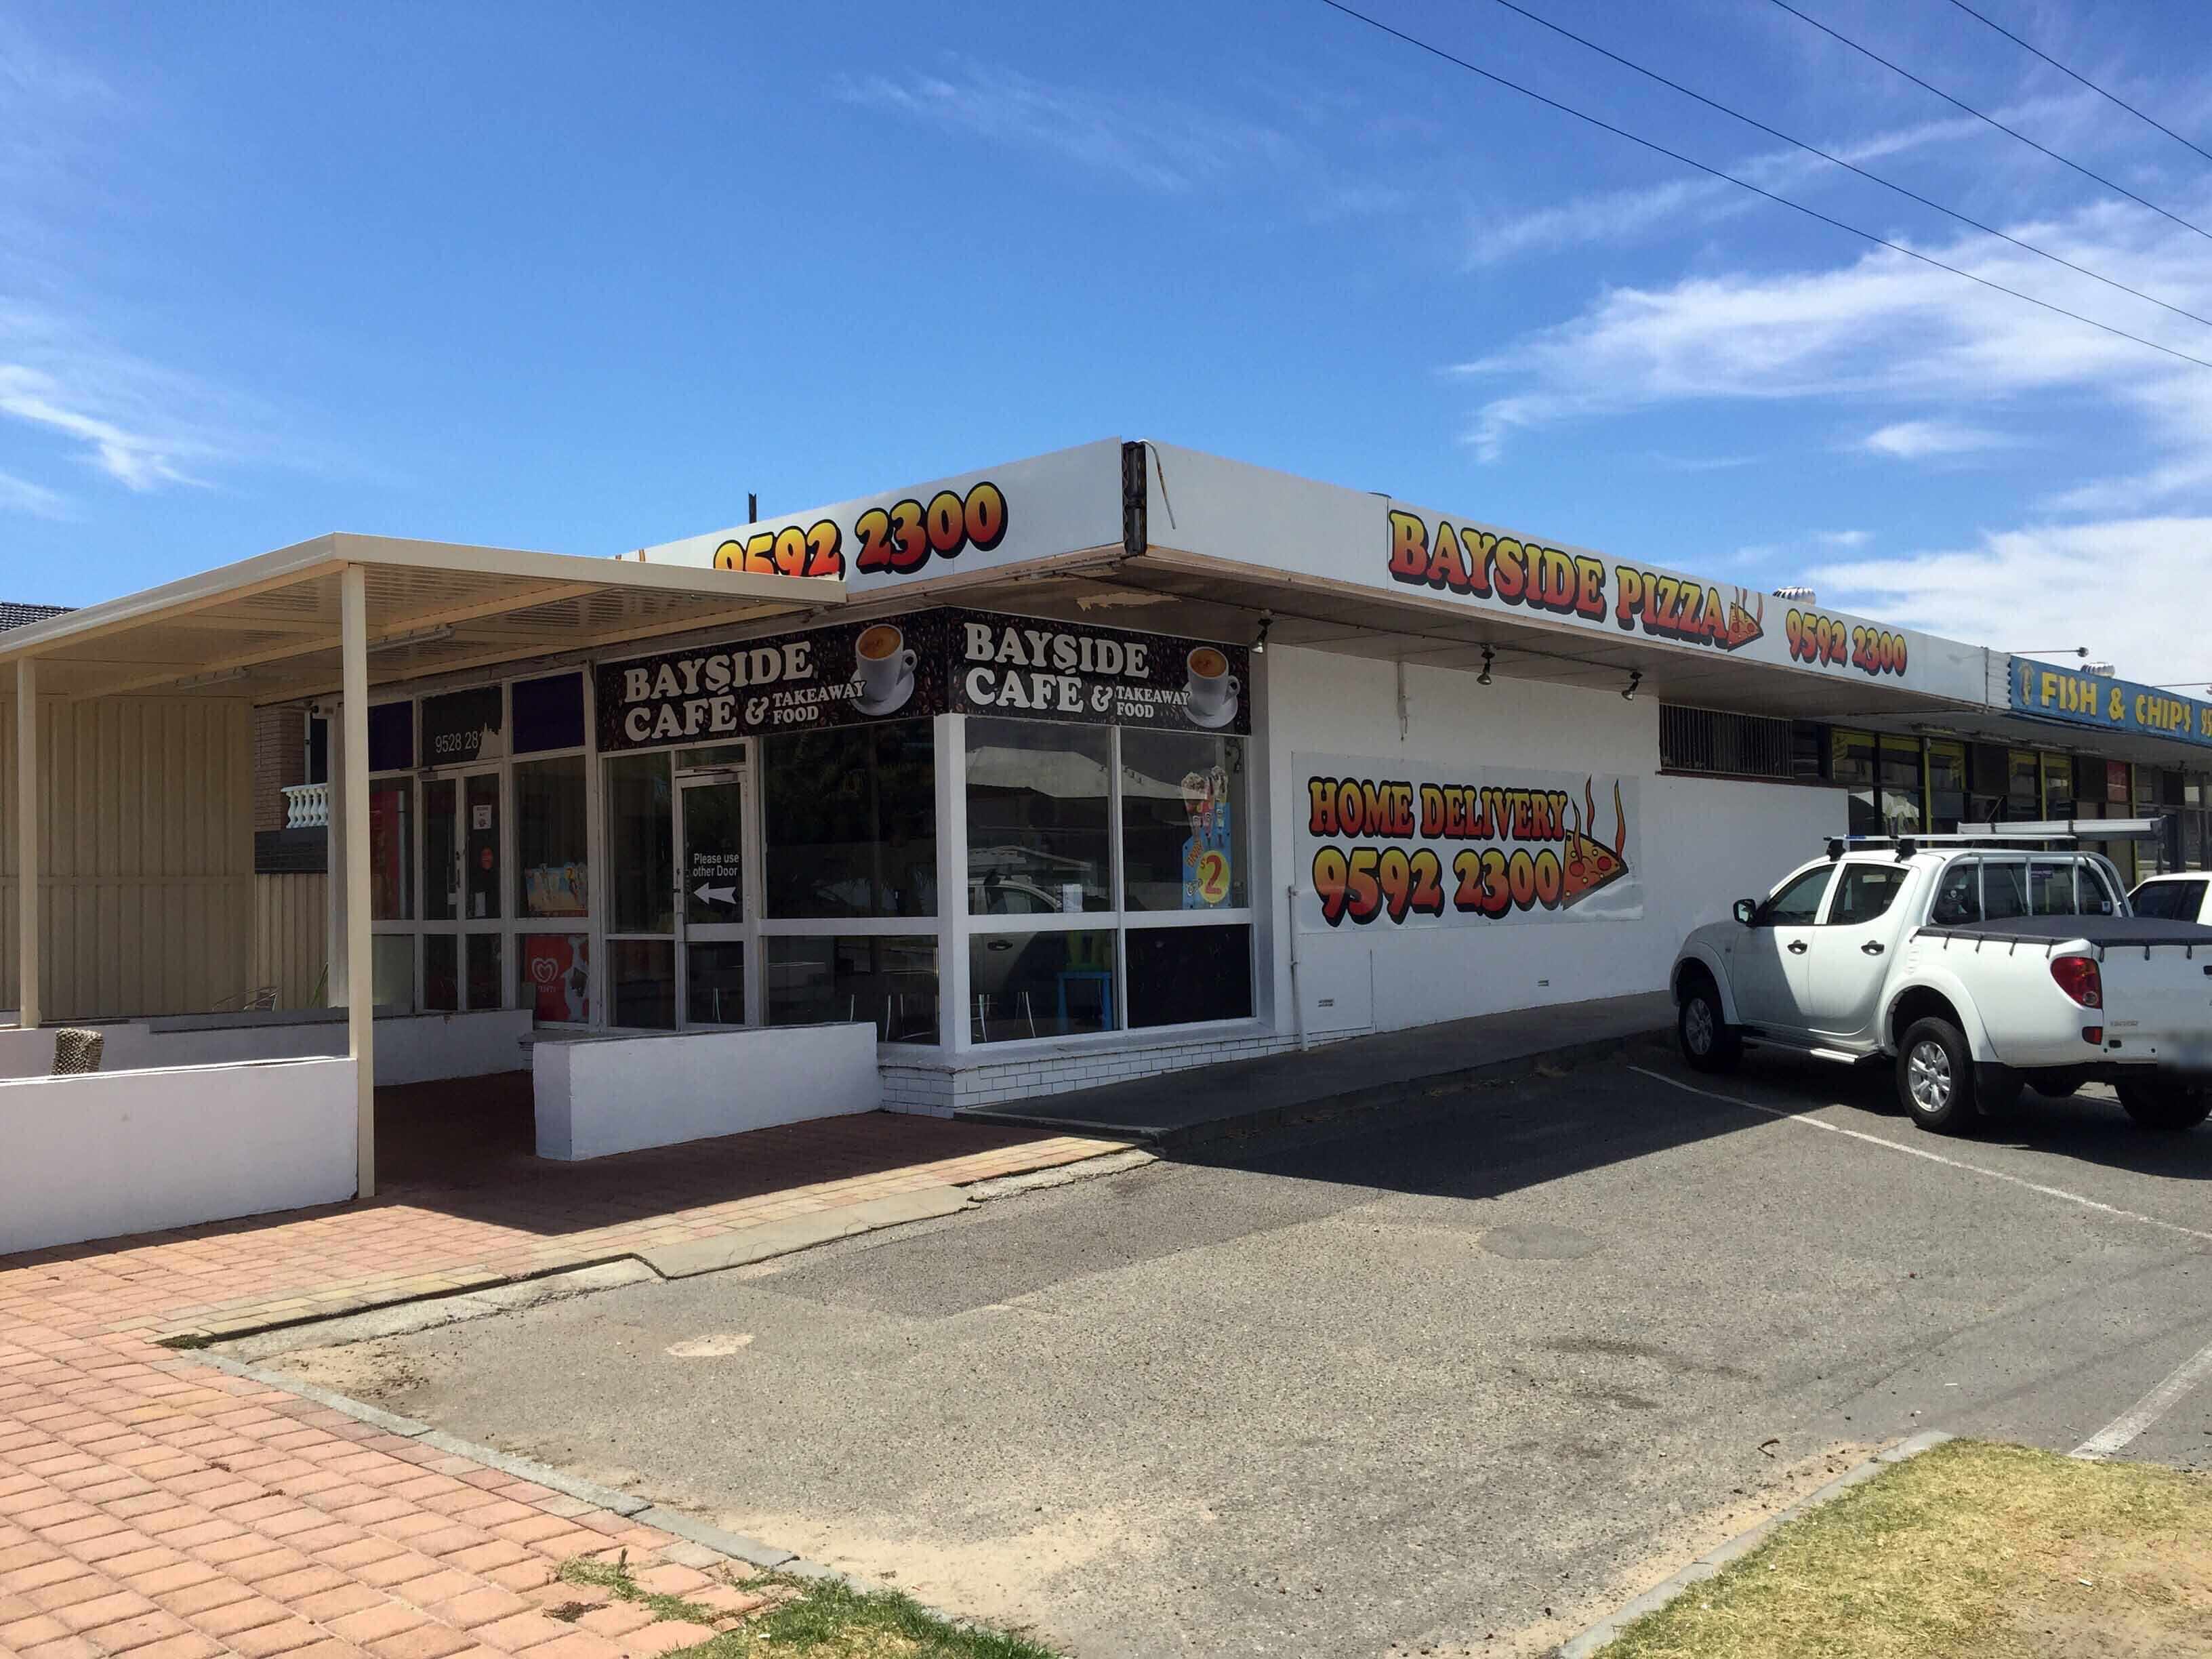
left=251, top=705, right=306, bottom=832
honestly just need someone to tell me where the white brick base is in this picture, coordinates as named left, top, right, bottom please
left=876, top=1021, right=1362, bottom=1116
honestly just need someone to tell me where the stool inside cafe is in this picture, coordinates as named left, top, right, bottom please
left=2, top=437, right=2209, bottom=1248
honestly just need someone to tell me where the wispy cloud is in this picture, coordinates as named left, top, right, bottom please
left=1812, top=528, right=1871, bottom=548
left=0, top=304, right=236, bottom=491
left=830, top=63, right=1404, bottom=216
left=1813, top=518, right=2212, bottom=682
left=1856, top=419, right=2013, bottom=459
left=0, top=468, right=65, bottom=518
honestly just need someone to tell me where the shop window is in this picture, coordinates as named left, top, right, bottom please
left=424, top=935, right=459, bottom=1012
left=422, top=685, right=506, bottom=766
left=1832, top=732, right=1919, bottom=835
left=1659, top=706, right=1796, bottom=778
left=1126, top=925, right=1252, bottom=1027
left=517, top=756, right=589, bottom=919
left=512, top=672, right=585, bottom=754
left=1927, top=742, right=1967, bottom=833
left=1878, top=737, right=1924, bottom=834
left=468, top=934, right=503, bottom=1009
left=970, top=930, right=1117, bottom=1042
left=766, top=936, right=939, bottom=1043
left=367, top=702, right=414, bottom=773
left=1121, top=731, right=1248, bottom=912
left=371, top=935, right=414, bottom=1011
left=611, top=938, right=675, bottom=1029
left=369, top=780, right=413, bottom=920
left=966, top=718, right=1111, bottom=914
left=2041, top=754, right=2073, bottom=819
left=764, top=721, right=937, bottom=920
left=520, top=933, right=590, bottom=1023
left=607, top=753, right=674, bottom=935
left=2007, top=752, right=2041, bottom=817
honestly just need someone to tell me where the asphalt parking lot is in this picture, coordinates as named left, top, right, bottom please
left=270, top=1049, right=2212, bottom=1657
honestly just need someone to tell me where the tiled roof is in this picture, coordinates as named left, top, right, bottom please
left=0, top=600, right=68, bottom=632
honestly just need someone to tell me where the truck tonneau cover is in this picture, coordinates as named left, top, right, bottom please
left=1919, top=915, right=2212, bottom=949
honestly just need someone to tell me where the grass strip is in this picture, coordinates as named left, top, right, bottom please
left=559, top=1551, right=1064, bottom=1658
left=1600, top=1438, right=2212, bottom=1658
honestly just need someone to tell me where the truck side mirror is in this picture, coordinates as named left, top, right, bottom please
left=1733, top=899, right=1759, bottom=926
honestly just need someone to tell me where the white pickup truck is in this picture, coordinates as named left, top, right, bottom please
left=1671, top=832, right=2212, bottom=1134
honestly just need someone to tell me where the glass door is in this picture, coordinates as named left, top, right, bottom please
left=678, top=773, right=751, bottom=1027
left=422, top=766, right=506, bottom=1011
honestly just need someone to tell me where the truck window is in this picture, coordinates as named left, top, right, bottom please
left=1984, top=861, right=2030, bottom=920
left=2028, top=861, right=2080, bottom=916
left=1759, top=865, right=1835, bottom=924
left=2133, top=880, right=2206, bottom=921
left=2080, top=863, right=2120, bottom=916
left=1930, top=861, right=1980, bottom=926
left=1826, top=863, right=1908, bottom=926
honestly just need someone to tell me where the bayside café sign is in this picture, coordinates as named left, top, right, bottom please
left=2009, top=657, right=2212, bottom=750
left=596, top=607, right=1250, bottom=752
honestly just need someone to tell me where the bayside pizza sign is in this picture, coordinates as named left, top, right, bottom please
left=596, top=608, right=1248, bottom=752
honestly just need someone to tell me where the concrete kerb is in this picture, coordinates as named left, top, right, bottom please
left=1555, top=1430, right=1955, bottom=1658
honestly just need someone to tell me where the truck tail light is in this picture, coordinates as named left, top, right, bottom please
left=2051, top=954, right=2103, bottom=1008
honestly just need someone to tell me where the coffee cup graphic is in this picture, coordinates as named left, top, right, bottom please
left=855, top=623, right=917, bottom=708
left=1185, top=645, right=1238, bottom=721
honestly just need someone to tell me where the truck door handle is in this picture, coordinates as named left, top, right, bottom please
left=1788, top=940, right=1809, bottom=954
left=1862, top=941, right=1885, bottom=956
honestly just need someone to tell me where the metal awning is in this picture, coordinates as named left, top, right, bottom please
left=0, top=533, right=844, bottom=703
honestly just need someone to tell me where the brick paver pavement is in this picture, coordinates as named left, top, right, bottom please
left=0, top=1101, right=1121, bottom=1657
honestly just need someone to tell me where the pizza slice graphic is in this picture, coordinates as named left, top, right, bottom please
left=1722, top=587, right=1766, bottom=651
left=1561, top=779, right=1632, bottom=908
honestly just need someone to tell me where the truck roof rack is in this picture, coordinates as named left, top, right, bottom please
left=1826, top=818, right=2167, bottom=859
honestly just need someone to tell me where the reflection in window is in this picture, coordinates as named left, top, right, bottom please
left=372, top=935, right=414, bottom=1011
left=520, top=933, right=590, bottom=1023
left=606, top=754, right=674, bottom=935
left=1122, top=732, right=1247, bottom=912
left=684, top=941, right=745, bottom=1026
left=764, top=722, right=936, bottom=920
left=1927, top=742, right=1967, bottom=834
left=369, top=781, right=413, bottom=921
left=1127, top=925, right=1252, bottom=1027
left=966, top=719, right=1110, bottom=914
left=468, top=933, right=503, bottom=1010
left=970, top=930, right=1116, bottom=1042
left=766, top=936, right=939, bottom=1043
left=1984, top=863, right=2029, bottom=919
left=611, top=938, right=675, bottom=1029
left=1761, top=865, right=1834, bottom=924
left=517, top=756, right=590, bottom=918
left=1825, top=865, right=1907, bottom=926
left=424, top=934, right=458, bottom=1012
left=1930, top=862, right=1981, bottom=926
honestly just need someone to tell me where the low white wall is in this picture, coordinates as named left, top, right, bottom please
left=0, top=1008, right=531, bottom=1084
left=535, top=1023, right=880, bottom=1160
left=0, top=1057, right=356, bottom=1256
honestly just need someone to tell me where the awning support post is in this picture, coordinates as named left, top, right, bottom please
left=16, top=657, right=36, bottom=1031
left=340, top=565, right=375, bottom=1198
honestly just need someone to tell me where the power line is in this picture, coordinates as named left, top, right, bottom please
left=1309, top=0, right=2212, bottom=373
left=1945, top=0, right=2212, bottom=169
left=1765, top=0, right=2212, bottom=243
left=1482, top=0, right=2212, bottom=332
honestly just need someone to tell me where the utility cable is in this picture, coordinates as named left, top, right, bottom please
left=1483, top=0, right=2212, bottom=331
left=1312, top=0, right=2212, bottom=373
left=1945, top=0, right=2212, bottom=169
left=1765, top=0, right=2212, bottom=243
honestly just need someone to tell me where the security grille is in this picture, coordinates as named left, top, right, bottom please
left=1660, top=704, right=1797, bottom=779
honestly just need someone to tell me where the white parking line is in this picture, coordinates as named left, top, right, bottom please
left=2071, top=1336, right=2212, bottom=1460
left=1626, top=1065, right=2212, bottom=1248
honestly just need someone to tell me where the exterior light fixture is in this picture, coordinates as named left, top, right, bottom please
left=369, top=623, right=456, bottom=656
left=2015, top=646, right=2089, bottom=658
left=1622, top=669, right=1643, bottom=702
left=1477, top=646, right=1494, bottom=686
left=1254, top=611, right=1272, bottom=655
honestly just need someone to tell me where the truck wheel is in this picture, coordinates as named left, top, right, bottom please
left=2118, top=1080, right=2212, bottom=1132
left=1678, top=980, right=1741, bottom=1073
left=1898, top=1017, right=1978, bottom=1134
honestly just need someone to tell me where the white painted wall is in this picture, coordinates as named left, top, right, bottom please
left=534, top=1022, right=881, bottom=1160
left=0, top=1008, right=531, bottom=1084
left=0, top=1057, right=356, bottom=1256
left=1265, top=644, right=1845, bottom=1034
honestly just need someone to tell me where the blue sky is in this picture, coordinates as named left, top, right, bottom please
left=6, top=0, right=2212, bottom=678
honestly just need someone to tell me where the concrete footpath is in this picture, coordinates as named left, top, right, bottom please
left=959, top=989, right=1674, bottom=1145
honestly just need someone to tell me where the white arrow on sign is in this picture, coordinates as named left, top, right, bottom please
left=693, top=882, right=738, bottom=907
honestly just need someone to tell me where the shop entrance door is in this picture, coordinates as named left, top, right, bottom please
left=676, top=771, right=751, bottom=1027
left=422, top=767, right=506, bottom=1011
